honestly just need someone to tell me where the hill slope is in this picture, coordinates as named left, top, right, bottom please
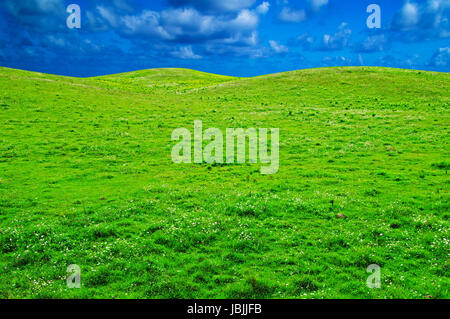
left=0, top=66, right=448, bottom=298
left=92, top=68, right=239, bottom=93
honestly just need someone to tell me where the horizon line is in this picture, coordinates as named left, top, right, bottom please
left=0, top=65, right=448, bottom=79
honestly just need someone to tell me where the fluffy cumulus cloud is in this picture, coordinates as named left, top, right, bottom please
left=256, top=2, right=270, bottom=15
left=393, top=1, right=421, bottom=30
left=391, top=0, right=450, bottom=40
left=88, top=4, right=263, bottom=45
left=113, top=3, right=269, bottom=61
left=4, top=0, right=266, bottom=59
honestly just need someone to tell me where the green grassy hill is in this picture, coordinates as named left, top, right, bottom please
left=0, top=66, right=448, bottom=298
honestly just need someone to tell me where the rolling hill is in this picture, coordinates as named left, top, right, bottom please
left=0, top=66, right=448, bottom=298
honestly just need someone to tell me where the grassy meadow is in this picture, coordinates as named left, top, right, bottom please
left=0, top=66, right=448, bottom=298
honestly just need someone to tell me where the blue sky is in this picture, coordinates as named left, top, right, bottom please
left=0, top=0, right=449, bottom=77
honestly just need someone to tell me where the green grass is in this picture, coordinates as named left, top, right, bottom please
left=0, top=66, right=448, bottom=299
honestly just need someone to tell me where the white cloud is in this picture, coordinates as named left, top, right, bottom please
left=398, top=2, right=420, bottom=29
left=223, top=31, right=259, bottom=46
left=232, top=9, right=260, bottom=30
left=256, top=2, right=270, bottom=15
left=93, top=6, right=261, bottom=45
left=120, top=10, right=172, bottom=39
left=171, top=46, right=202, bottom=59
left=391, top=0, right=450, bottom=39
left=161, top=8, right=218, bottom=37
left=321, top=22, right=352, bottom=51
left=269, top=40, right=289, bottom=53
left=277, top=0, right=327, bottom=23
left=279, top=7, right=306, bottom=23
left=308, top=0, right=329, bottom=11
